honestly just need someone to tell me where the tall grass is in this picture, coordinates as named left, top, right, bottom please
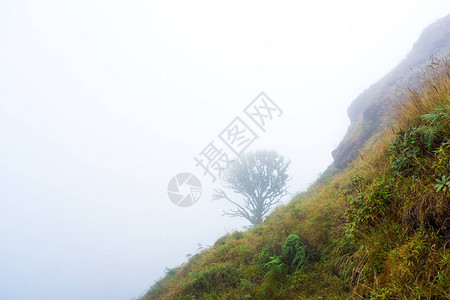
left=393, top=57, right=450, bottom=130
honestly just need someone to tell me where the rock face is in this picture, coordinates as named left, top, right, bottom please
left=332, top=14, right=450, bottom=169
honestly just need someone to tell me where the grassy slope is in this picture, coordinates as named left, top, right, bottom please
left=332, top=14, right=450, bottom=169
left=141, top=25, right=450, bottom=300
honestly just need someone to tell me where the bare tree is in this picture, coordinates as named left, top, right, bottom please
left=213, top=150, right=290, bottom=225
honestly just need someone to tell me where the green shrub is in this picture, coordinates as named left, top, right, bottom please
left=390, top=105, right=450, bottom=174
left=344, top=175, right=393, bottom=238
left=435, top=175, right=450, bottom=195
left=265, top=234, right=318, bottom=277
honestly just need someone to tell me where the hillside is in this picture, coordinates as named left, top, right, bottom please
left=332, top=13, right=450, bottom=169
left=141, top=16, right=450, bottom=299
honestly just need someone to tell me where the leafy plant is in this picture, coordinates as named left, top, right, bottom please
left=435, top=175, right=450, bottom=194
left=265, top=234, right=318, bottom=277
left=390, top=105, right=450, bottom=174
left=421, top=105, right=450, bottom=125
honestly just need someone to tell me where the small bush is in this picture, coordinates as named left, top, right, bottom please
left=265, top=234, right=318, bottom=278
left=390, top=105, right=450, bottom=174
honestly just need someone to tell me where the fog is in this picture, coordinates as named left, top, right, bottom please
left=1, top=1, right=449, bottom=299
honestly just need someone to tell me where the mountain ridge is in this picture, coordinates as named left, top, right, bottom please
left=141, top=15, right=450, bottom=299
left=332, top=13, right=450, bottom=169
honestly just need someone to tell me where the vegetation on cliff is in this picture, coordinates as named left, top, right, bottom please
left=141, top=15, right=450, bottom=299
left=143, top=56, right=450, bottom=300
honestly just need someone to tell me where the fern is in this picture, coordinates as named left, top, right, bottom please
left=265, top=234, right=317, bottom=278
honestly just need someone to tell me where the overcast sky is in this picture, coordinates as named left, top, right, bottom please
left=1, top=1, right=449, bottom=299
